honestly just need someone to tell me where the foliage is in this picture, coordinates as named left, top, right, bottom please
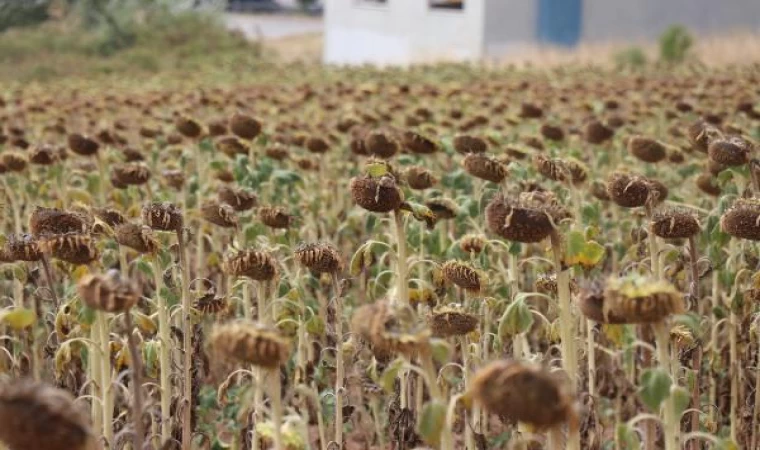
left=613, top=46, right=648, bottom=70
left=659, top=24, right=693, bottom=63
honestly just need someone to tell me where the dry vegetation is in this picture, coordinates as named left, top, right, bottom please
left=1, top=13, right=760, bottom=450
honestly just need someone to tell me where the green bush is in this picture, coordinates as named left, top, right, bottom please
left=0, top=0, right=51, bottom=32
left=659, top=25, right=693, bottom=63
left=613, top=46, right=648, bottom=70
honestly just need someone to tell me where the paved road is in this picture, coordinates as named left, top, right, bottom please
left=224, top=13, right=323, bottom=40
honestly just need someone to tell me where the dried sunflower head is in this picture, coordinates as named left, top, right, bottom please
left=30, top=207, right=89, bottom=237
left=110, top=162, right=151, bottom=186
left=602, top=275, right=684, bottom=323
left=43, top=233, right=99, bottom=265
left=650, top=208, right=700, bottom=240
left=201, top=201, right=239, bottom=228
left=115, top=223, right=159, bottom=254
left=258, top=205, right=294, bottom=229
left=429, top=305, right=479, bottom=337
left=721, top=198, right=760, bottom=241
left=210, top=321, right=290, bottom=369
left=142, top=202, right=183, bottom=232
left=77, top=269, right=139, bottom=313
left=350, top=174, right=404, bottom=213
left=230, top=113, right=262, bottom=141
left=440, top=260, right=483, bottom=292
left=218, top=186, right=257, bottom=212
left=294, top=242, right=343, bottom=274
left=463, top=153, right=508, bottom=183
left=223, top=249, right=278, bottom=281
left=485, top=191, right=570, bottom=243
left=1, top=234, right=42, bottom=262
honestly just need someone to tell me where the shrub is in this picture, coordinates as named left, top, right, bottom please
left=613, top=46, right=648, bottom=70
left=659, top=25, right=693, bottom=63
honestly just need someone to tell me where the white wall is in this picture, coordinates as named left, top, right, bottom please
left=482, top=0, right=536, bottom=56
left=323, top=0, right=486, bottom=65
left=582, top=0, right=760, bottom=42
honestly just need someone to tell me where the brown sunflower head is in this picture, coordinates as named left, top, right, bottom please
left=218, top=186, right=257, bottom=212
left=453, top=135, right=488, bottom=154
left=590, top=181, right=611, bottom=202
left=162, top=169, right=186, bottom=191
left=535, top=273, right=578, bottom=297
left=365, top=131, right=399, bottom=158
left=223, top=249, right=278, bottom=281
left=42, top=233, right=99, bottom=265
left=687, top=120, right=722, bottom=153
left=352, top=300, right=431, bottom=358
left=350, top=174, right=404, bottom=213
left=650, top=208, right=700, bottom=240
left=111, top=162, right=151, bottom=186
left=696, top=172, right=721, bottom=197
left=1, top=152, right=27, bottom=172
left=258, top=205, right=294, bottom=229
left=539, top=123, right=565, bottom=141
left=30, top=207, right=89, bottom=237
left=441, top=260, right=482, bottom=292
left=470, top=360, right=577, bottom=430
left=429, top=306, right=479, bottom=337
left=485, top=191, right=570, bottom=243
left=29, top=145, right=60, bottom=166
left=606, top=172, right=651, bottom=208
left=628, top=135, right=668, bottom=163
left=215, top=135, right=249, bottom=158
left=194, top=290, right=228, bottom=315
left=460, top=233, right=486, bottom=255
left=294, top=242, right=343, bottom=274
left=305, top=136, right=330, bottom=154
left=602, top=275, right=684, bottom=323
left=67, top=133, right=99, bottom=156
left=577, top=280, right=627, bottom=324
left=708, top=137, right=752, bottom=167
left=115, top=223, right=159, bottom=254
left=533, top=155, right=587, bottom=185
left=1, top=234, right=42, bottom=262
left=92, top=208, right=126, bottom=228
left=404, top=166, right=437, bottom=190
left=201, top=201, right=238, bottom=228
left=229, top=113, right=262, bottom=141
left=0, top=379, right=96, bottom=450
left=401, top=131, right=438, bottom=154
left=425, top=197, right=459, bottom=220
left=77, top=269, right=139, bottom=313
left=175, top=116, right=203, bottom=139
left=721, top=198, right=760, bottom=241
left=142, top=202, right=183, bottom=231
left=210, top=322, right=290, bottom=369
left=583, top=119, right=614, bottom=144
left=463, top=153, right=508, bottom=183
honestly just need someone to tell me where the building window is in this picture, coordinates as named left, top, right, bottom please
left=430, top=0, right=463, bottom=9
left=356, top=0, right=387, bottom=5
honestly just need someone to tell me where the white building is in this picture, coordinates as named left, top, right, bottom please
left=323, top=0, right=760, bottom=65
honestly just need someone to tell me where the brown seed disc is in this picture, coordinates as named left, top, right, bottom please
left=454, top=135, right=488, bottom=154
left=485, top=192, right=568, bottom=243
left=115, top=223, right=158, bottom=254
left=305, top=136, right=330, bottom=153
left=590, top=181, right=611, bottom=202
left=218, top=186, right=257, bottom=212
left=223, top=249, right=278, bottom=281
left=200, top=201, right=238, bottom=228
left=577, top=281, right=627, bottom=324
left=696, top=172, right=721, bottom=197
left=1, top=234, right=42, bottom=262
left=142, top=202, right=183, bottom=231
left=194, top=292, right=228, bottom=315
left=470, top=360, right=575, bottom=429
left=708, top=137, right=751, bottom=167
left=111, top=162, right=151, bottom=186
left=162, top=169, right=186, bottom=191
left=425, top=197, right=459, bottom=220
left=1, top=152, right=27, bottom=172
left=519, top=103, right=544, bottom=119
left=265, top=144, right=289, bottom=161
left=404, top=166, right=437, bottom=190
left=429, top=307, right=479, bottom=337
left=721, top=198, right=760, bottom=240
left=628, top=135, right=667, bottom=163
left=175, top=117, right=203, bottom=139
left=67, top=133, right=99, bottom=156
left=207, top=119, right=228, bottom=137
left=0, top=379, right=95, bottom=450
left=441, top=260, right=482, bottom=292
left=650, top=208, right=700, bottom=239
left=29, top=145, right=59, bottom=166
left=401, top=131, right=438, bottom=154
left=460, top=234, right=486, bottom=254
left=603, top=277, right=684, bottom=323
left=365, top=131, right=399, bottom=158
left=294, top=242, right=343, bottom=274
left=539, top=123, right=565, bottom=141
left=229, top=113, right=262, bottom=141
left=350, top=175, right=404, bottom=213
left=30, top=207, right=89, bottom=237
left=606, top=172, right=650, bottom=208
left=77, top=270, right=139, bottom=313
left=533, top=155, right=587, bottom=185
left=258, top=205, right=293, bottom=229
left=463, top=153, right=508, bottom=183
left=687, top=120, right=721, bottom=153
left=215, top=135, right=249, bottom=158
left=211, top=322, right=290, bottom=368
left=43, top=233, right=99, bottom=265
left=583, top=120, right=614, bottom=144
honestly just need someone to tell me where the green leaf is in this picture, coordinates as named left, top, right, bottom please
left=0, top=308, right=36, bottom=330
left=378, top=358, right=405, bottom=394
left=615, top=423, right=641, bottom=449
left=638, top=368, right=672, bottom=411
left=79, top=305, right=96, bottom=327
left=498, top=298, right=534, bottom=340
left=565, top=230, right=606, bottom=269
left=305, top=315, right=325, bottom=336
left=671, top=385, right=690, bottom=420
left=716, top=439, right=740, bottom=450
left=429, top=338, right=452, bottom=364
left=400, top=201, right=437, bottom=230
left=417, top=400, right=446, bottom=447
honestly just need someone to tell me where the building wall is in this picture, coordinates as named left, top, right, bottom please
left=582, top=0, right=760, bottom=42
left=323, top=0, right=486, bottom=65
left=482, top=0, right=536, bottom=56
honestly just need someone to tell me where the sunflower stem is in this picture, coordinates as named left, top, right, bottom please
left=124, top=310, right=145, bottom=450
left=653, top=321, right=678, bottom=450
left=330, top=273, right=344, bottom=449
left=177, top=225, right=193, bottom=450
left=393, top=209, right=408, bottom=307
left=151, top=257, right=172, bottom=444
